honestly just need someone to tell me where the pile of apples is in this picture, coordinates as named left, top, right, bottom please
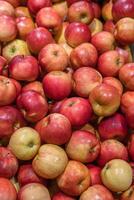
left=0, top=0, right=134, bottom=199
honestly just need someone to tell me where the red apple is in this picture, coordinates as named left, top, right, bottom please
left=22, top=81, right=45, bottom=97
left=65, top=22, right=91, bottom=47
left=103, top=20, right=115, bottom=34
left=86, top=165, right=102, bottom=185
left=0, top=178, right=17, bottom=200
left=2, top=0, right=20, bottom=7
left=60, top=97, right=93, bottom=127
left=102, top=0, right=113, bottom=21
left=0, top=56, right=8, bottom=76
left=67, top=0, right=90, bottom=6
left=10, top=78, right=22, bottom=97
left=49, top=99, right=66, bottom=114
left=57, top=160, right=90, bottom=196
left=121, top=91, right=134, bottom=113
left=70, top=43, right=98, bottom=69
left=0, top=0, right=15, bottom=16
left=52, top=192, right=76, bottom=200
left=91, top=2, right=101, bottom=18
left=15, top=6, right=32, bottom=18
left=43, top=71, right=72, bottom=100
left=91, top=31, right=115, bottom=54
left=116, top=46, right=132, bottom=63
left=121, top=185, right=134, bottom=200
left=17, top=90, right=48, bottom=123
left=73, top=67, right=102, bottom=98
left=128, top=134, right=134, bottom=162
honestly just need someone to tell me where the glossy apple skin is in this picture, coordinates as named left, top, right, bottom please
left=79, top=184, right=114, bottom=200
left=98, top=50, right=125, bottom=77
left=91, top=31, right=115, bottom=54
left=65, top=22, right=91, bottom=47
left=17, top=183, right=51, bottom=200
left=121, top=185, right=134, bottom=200
left=86, top=165, right=102, bottom=185
left=15, top=6, right=31, bottom=18
left=22, top=81, right=45, bottom=97
left=128, top=134, right=134, bottom=162
left=43, top=71, right=72, bottom=101
left=0, top=178, right=17, bottom=200
left=57, top=160, right=90, bottom=196
left=17, top=90, right=48, bottom=123
left=121, top=91, right=134, bottom=113
left=0, top=0, right=15, bottom=16
left=103, top=20, right=115, bottom=34
left=60, top=97, right=93, bottom=127
left=73, top=67, right=102, bottom=98
left=9, top=55, right=39, bottom=82
left=26, top=27, right=54, bottom=54
left=52, top=192, right=76, bottom=200
left=68, top=1, right=94, bottom=24
left=70, top=43, right=98, bottom=69
left=32, top=144, right=68, bottom=179
left=66, top=130, right=100, bottom=163
left=35, top=113, right=72, bottom=145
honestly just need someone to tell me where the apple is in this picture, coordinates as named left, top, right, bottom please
left=43, top=71, right=72, bottom=100
left=55, top=22, right=69, bottom=44
left=89, top=18, right=103, bottom=36
left=2, top=39, right=31, bottom=62
left=128, top=134, right=134, bottom=162
left=70, top=43, right=98, bottom=69
left=103, top=20, right=115, bottom=34
left=121, top=185, right=134, bottom=200
left=36, top=7, right=62, bottom=35
left=68, top=1, right=94, bottom=24
left=60, top=97, right=93, bottom=127
left=39, top=44, right=69, bottom=72
left=32, top=144, right=68, bottom=179
left=10, top=78, right=22, bottom=97
left=57, top=160, right=90, bottom=196
left=73, top=67, right=102, bottom=98
left=102, top=0, right=113, bottom=21
left=3, top=0, right=20, bottom=7
left=22, top=81, right=45, bottom=97
left=17, top=183, right=51, bottom=200
left=123, top=45, right=133, bottom=62
left=15, top=6, right=32, bottom=18
left=0, top=178, right=17, bottom=200
left=65, top=22, right=91, bottom=47
left=101, top=159, right=133, bottom=192
left=67, top=0, right=90, bottom=6
left=0, top=56, right=8, bottom=76
left=125, top=106, right=134, bottom=129
left=0, top=0, right=15, bottom=16
left=52, top=192, right=76, bottom=200
left=79, top=184, right=114, bottom=200
left=121, top=91, right=134, bottom=113
left=89, top=83, right=121, bottom=117
left=91, top=2, right=101, bottom=18
left=49, top=99, right=66, bottom=114
left=116, top=46, right=132, bottom=63
left=86, top=165, right=102, bottom=185
left=98, top=50, right=125, bottom=77
left=9, top=127, right=41, bottom=160
left=91, top=31, right=115, bottom=54
left=66, top=130, right=100, bottom=163
left=52, top=1, right=68, bottom=21
left=80, top=123, right=100, bottom=139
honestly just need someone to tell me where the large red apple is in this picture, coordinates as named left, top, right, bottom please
left=0, top=0, right=15, bottom=16
left=86, top=165, right=102, bottom=185
left=52, top=192, right=76, bottom=200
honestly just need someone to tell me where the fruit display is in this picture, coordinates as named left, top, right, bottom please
left=0, top=0, right=134, bottom=199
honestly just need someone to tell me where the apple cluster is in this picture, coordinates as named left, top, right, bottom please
left=0, top=0, right=134, bottom=199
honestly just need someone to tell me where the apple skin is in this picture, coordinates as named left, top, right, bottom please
left=91, top=2, right=101, bottom=18
left=66, top=130, right=100, bottom=163
left=121, top=185, right=134, bottom=200
left=89, top=83, right=121, bottom=117
left=68, top=1, right=94, bottom=24
left=35, top=113, right=72, bottom=145
left=2, top=0, right=20, bottom=7
left=73, top=67, right=102, bottom=98
left=0, top=177, right=17, bottom=200
left=52, top=1, right=68, bottom=21
left=36, top=7, right=62, bottom=35
left=43, top=71, right=72, bottom=101
left=67, top=0, right=90, bottom=6
left=8, top=127, right=41, bottom=161
left=57, top=160, right=90, bottom=196
left=0, top=56, right=8, bottom=76
left=102, top=0, right=113, bottom=21
left=17, top=183, right=51, bottom=200
left=101, top=159, right=133, bottom=192
left=70, top=43, right=98, bottom=69
left=17, top=90, right=48, bottom=123
left=98, top=50, right=125, bottom=77
left=60, top=97, right=93, bottom=127
left=0, top=0, right=15, bottom=16
left=15, top=6, right=32, bottom=18
left=32, top=144, right=68, bottom=179
left=86, top=165, right=102, bottom=185
left=98, top=113, right=128, bottom=141
left=65, top=22, right=91, bottom=47
left=18, top=164, right=45, bottom=186
left=79, top=184, right=114, bottom=200
left=91, top=31, right=115, bottom=54
left=52, top=192, right=76, bottom=200
left=103, top=20, right=115, bottom=34
left=121, top=91, right=134, bottom=113
left=128, top=134, right=134, bottom=162
left=116, top=46, right=132, bottom=63
left=49, top=99, right=66, bottom=114
left=89, top=18, right=103, bottom=36
left=39, top=44, right=69, bottom=72
left=22, top=81, right=45, bottom=97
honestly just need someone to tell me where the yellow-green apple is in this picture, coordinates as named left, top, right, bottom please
left=52, top=1, right=68, bottom=21
left=43, top=71, right=72, bottom=100
left=101, top=159, right=133, bottom=192
left=68, top=1, right=94, bottom=24
left=121, top=91, right=134, bottom=113
left=89, top=18, right=103, bottom=36
left=98, top=113, right=128, bottom=141
left=65, top=22, right=91, bottom=47
left=98, top=50, right=125, bottom=77
left=32, top=144, right=68, bottom=179
left=22, top=81, right=45, bottom=97
left=0, top=0, right=15, bottom=16
left=57, top=160, right=90, bottom=196
left=3, top=0, right=20, bottom=7
left=70, top=43, right=98, bottom=69
left=59, top=43, right=73, bottom=57
left=86, top=165, right=102, bottom=185
left=79, top=184, right=114, bottom=200
left=128, top=134, right=134, bottom=162
left=35, top=113, right=72, bottom=145
left=2, top=39, right=31, bottom=62
left=0, top=178, right=17, bottom=200
left=0, top=106, right=26, bottom=139
left=26, top=27, right=55, bottom=55
left=17, top=183, right=51, bottom=200
left=89, top=83, right=121, bottom=117
left=91, top=31, right=115, bottom=54
left=102, top=0, right=113, bottom=21
left=60, top=97, right=93, bottom=127
left=36, top=7, right=62, bottom=35
left=66, top=130, right=100, bottom=163
left=9, top=127, right=41, bottom=160
left=103, top=77, right=123, bottom=96
left=73, top=67, right=102, bottom=98
left=55, top=22, right=69, bottom=44
left=121, top=185, right=134, bottom=200
left=114, top=17, right=134, bottom=45
left=39, top=44, right=69, bottom=72
left=103, top=20, right=115, bottom=34
left=15, top=6, right=32, bottom=18
left=17, top=90, right=48, bottom=122
left=52, top=192, right=76, bottom=200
